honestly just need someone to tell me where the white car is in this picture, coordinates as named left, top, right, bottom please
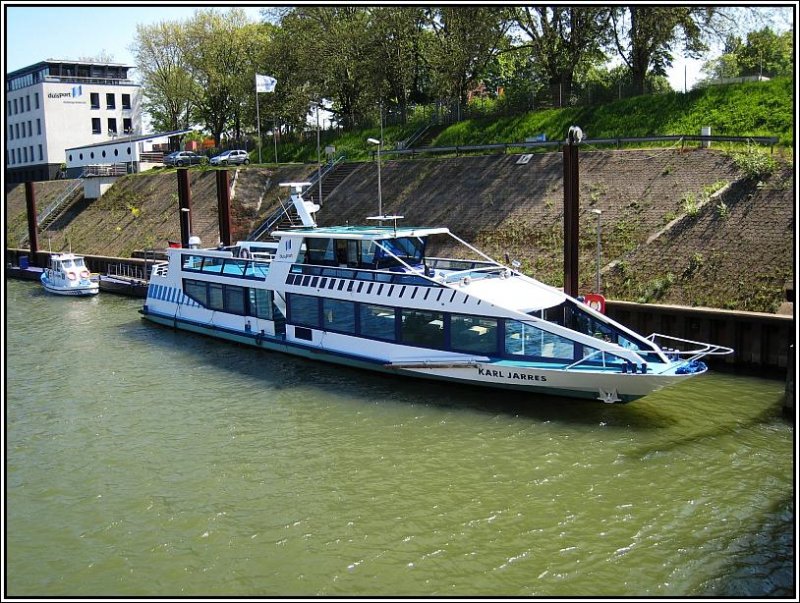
left=210, top=149, right=250, bottom=166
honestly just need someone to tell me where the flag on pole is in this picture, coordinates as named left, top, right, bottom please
left=255, top=74, right=277, bottom=93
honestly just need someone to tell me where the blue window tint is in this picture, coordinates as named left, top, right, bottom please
left=451, top=315, right=498, bottom=355
left=323, top=298, right=356, bottom=333
left=359, top=304, right=396, bottom=341
left=288, top=294, right=320, bottom=328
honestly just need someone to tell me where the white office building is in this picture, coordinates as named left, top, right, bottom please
left=5, top=59, right=142, bottom=183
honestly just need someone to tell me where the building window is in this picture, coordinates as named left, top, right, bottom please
left=26, top=95, right=31, bottom=112
left=14, top=123, right=19, bottom=138
left=13, top=98, right=18, bottom=114
left=90, top=93, right=100, bottom=109
left=27, top=120, right=32, bottom=137
left=91, top=118, right=101, bottom=134
left=34, top=93, right=39, bottom=109
left=37, top=119, right=41, bottom=135
left=23, top=147, right=28, bottom=163
left=121, top=94, right=131, bottom=110
left=107, top=118, right=117, bottom=134
left=106, top=93, right=115, bottom=109
left=39, top=145, right=43, bottom=161
left=8, top=125, right=12, bottom=140
left=20, top=122, right=25, bottom=138
left=123, top=118, right=132, bottom=133
left=29, top=146, right=34, bottom=163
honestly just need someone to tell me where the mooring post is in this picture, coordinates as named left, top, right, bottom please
left=563, top=126, right=582, bottom=298
left=216, top=169, right=232, bottom=246
left=24, top=181, right=40, bottom=267
left=176, top=168, right=192, bottom=247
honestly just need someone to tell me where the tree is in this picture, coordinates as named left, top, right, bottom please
left=700, top=26, right=793, bottom=83
left=511, top=7, right=612, bottom=107
left=181, top=9, right=263, bottom=146
left=368, top=6, right=429, bottom=124
left=423, top=7, right=510, bottom=112
left=132, top=20, right=199, bottom=135
left=611, top=6, right=715, bottom=95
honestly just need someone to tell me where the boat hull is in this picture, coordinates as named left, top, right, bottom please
left=41, top=280, right=99, bottom=296
left=140, top=309, right=694, bottom=403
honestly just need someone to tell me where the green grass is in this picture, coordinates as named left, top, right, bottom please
left=262, top=77, right=792, bottom=163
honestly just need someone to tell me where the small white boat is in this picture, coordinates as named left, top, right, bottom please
left=142, top=183, right=733, bottom=404
left=40, top=253, right=99, bottom=296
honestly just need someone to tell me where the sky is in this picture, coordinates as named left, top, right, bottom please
left=3, top=4, right=794, bottom=91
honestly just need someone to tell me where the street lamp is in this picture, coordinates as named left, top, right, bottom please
left=367, top=137, right=382, bottom=217
left=312, top=101, right=322, bottom=206
left=590, top=209, right=603, bottom=294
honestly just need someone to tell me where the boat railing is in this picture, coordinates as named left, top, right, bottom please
left=645, top=333, right=734, bottom=363
left=438, top=265, right=508, bottom=284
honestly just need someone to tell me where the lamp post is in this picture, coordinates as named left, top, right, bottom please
left=590, top=208, right=603, bottom=294
left=367, top=137, right=383, bottom=218
left=312, top=101, right=322, bottom=206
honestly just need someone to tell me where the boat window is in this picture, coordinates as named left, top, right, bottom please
left=375, top=237, right=425, bottom=269
left=74, top=258, right=85, bottom=267
left=360, top=241, right=377, bottom=267
left=182, top=254, right=205, bottom=271
left=248, top=289, right=273, bottom=320
left=202, top=257, right=225, bottom=274
left=451, top=314, right=499, bottom=355
left=62, top=259, right=73, bottom=269
left=322, top=298, right=356, bottom=334
left=540, top=300, right=659, bottom=355
left=359, top=304, right=396, bottom=341
left=305, top=238, right=335, bottom=265
left=400, top=309, right=444, bottom=349
left=288, top=293, right=320, bottom=328
left=184, top=279, right=208, bottom=305
left=224, top=285, right=246, bottom=315
left=222, top=259, right=247, bottom=276
left=208, top=283, right=224, bottom=310
left=504, top=320, right=575, bottom=361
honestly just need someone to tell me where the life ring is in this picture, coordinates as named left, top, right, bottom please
left=80, top=270, right=90, bottom=279
left=67, top=272, right=77, bottom=281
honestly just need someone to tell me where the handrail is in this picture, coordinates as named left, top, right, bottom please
left=373, top=134, right=780, bottom=159
left=37, top=179, right=82, bottom=227
left=248, top=154, right=346, bottom=240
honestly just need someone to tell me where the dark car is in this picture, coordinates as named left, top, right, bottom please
left=164, top=151, right=207, bottom=167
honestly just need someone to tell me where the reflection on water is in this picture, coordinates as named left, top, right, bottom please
left=5, top=280, right=794, bottom=596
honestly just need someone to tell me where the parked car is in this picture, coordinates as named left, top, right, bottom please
left=163, top=151, right=207, bottom=167
left=210, top=149, right=250, bottom=166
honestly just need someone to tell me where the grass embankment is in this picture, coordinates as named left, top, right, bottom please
left=271, top=77, right=792, bottom=163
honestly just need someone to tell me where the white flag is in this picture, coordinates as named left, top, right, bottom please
left=255, top=74, right=277, bottom=93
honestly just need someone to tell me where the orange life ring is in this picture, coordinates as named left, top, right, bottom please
left=67, top=272, right=77, bottom=281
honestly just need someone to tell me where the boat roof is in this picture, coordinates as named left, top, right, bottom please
left=270, top=225, right=450, bottom=241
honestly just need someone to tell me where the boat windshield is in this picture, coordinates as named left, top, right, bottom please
left=61, top=259, right=74, bottom=269
left=374, top=237, right=425, bottom=269
left=532, top=300, right=662, bottom=360
left=74, top=258, right=85, bottom=267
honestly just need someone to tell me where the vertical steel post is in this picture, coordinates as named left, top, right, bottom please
left=216, top=169, right=232, bottom=246
left=25, top=181, right=40, bottom=266
left=177, top=168, right=192, bottom=247
left=563, top=139, right=580, bottom=298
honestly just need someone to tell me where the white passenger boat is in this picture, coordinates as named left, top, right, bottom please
left=142, top=183, right=732, bottom=403
left=40, top=253, right=99, bottom=296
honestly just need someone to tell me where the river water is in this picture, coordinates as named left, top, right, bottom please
left=5, top=279, right=795, bottom=597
